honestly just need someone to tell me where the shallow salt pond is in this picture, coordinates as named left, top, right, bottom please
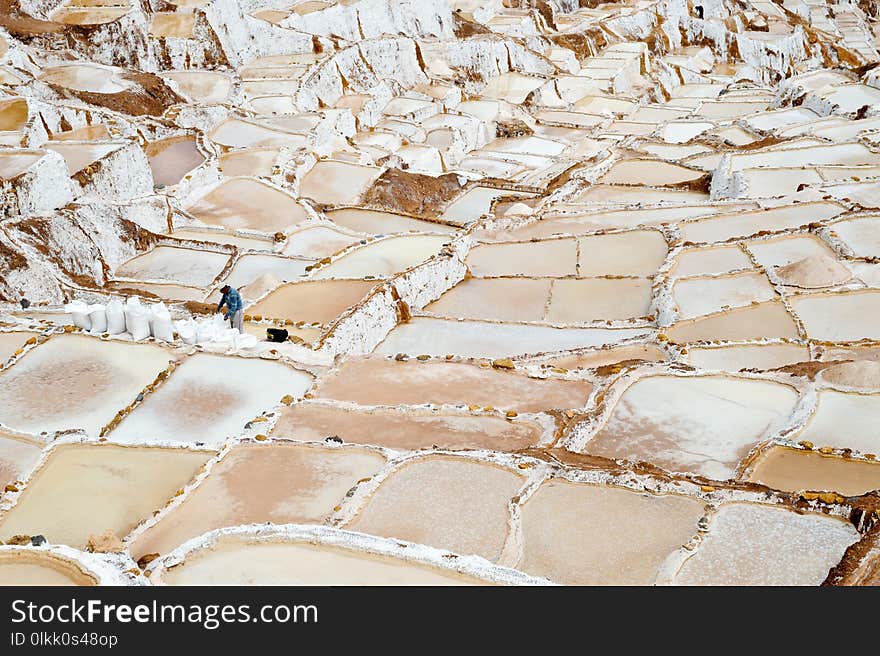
left=518, top=480, right=704, bottom=585
left=747, top=446, right=880, bottom=496
left=795, top=390, right=880, bottom=454
left=830, top=216, right=880, bottom=258
left=247, top=279, right=376, bottom=324
left=159, top=539, right=489, bottom=586
left=535, top=344, right=666, bottom=370
left=791, top=291, right=880, bottom=341
left=273, top=403, right=542, bottom=451
left=218, top=254, right=310, bottom=290
left=0, top=433, right=41, bottom=490
left=671, top=245, right=753, bottom=277
left=598, top=159, right=706, bottom=187
left=43, top=142, right=123, bottom=175
left=375, top=318, right=648, bottom=359
left=687, top=343, right=810, bottom=371
left=681, top=202, right=845, bottom=243
left=314, top=358, right=592, bottom=412
left=467, top=240, right=577, bottom=277
left=0, top=444, right=211, bottom=548
left=130, top=443, right=385, bottom=559
left=145, top=136, right=205, bottom=187
left=299, top=161, right=382, bottom=206
left=746, top=234, right=838, bottom=268
left=668, top=301, right=799, bottom=343
left=578, top=230, right=668, bottom=276
left=672, top=503, right=859, bottom=585
left=0, top=150, right=42, bottom=179
left=312, top=235, right=446, bottom=279
left=547, top=278, right=653, bottom=322
left=40, top=63, right=131, bottom=94
left=441, top=187, right=536, bottom=226
left=426, top=278, right=551, bottom=322
left=672, top=271, right=777, bottom=319
left=169, top=229, right=273, bottom=251
left=282, top=225, right=363, bottom=259
left=111, top=354, right=313, bottom=446
left=161, top=71, right=232, bottom=104
left=0, top=552, right=97, bottom=586
left=345, top=456, right=524, bottom=561
left=0, top=336, right=172, bottom=436
left=326, top=208, right=458, bottom=235
left=0, top=332, right=31, bottom=364
left=187, top=178, right=307, bottom=233
left=115, top=245, right=229, bottom=287
left=584, top=375, right=799, bottom=480
left=218, top=149, right=279, bottom=178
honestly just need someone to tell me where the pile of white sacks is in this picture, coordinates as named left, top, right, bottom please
left=65, top=298, right=258, bottom=349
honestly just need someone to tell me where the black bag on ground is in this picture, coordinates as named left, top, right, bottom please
left=266, top=328, right=289, bottom=343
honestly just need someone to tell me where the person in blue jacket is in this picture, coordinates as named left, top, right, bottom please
left=216, top=284, right=244, bottom=333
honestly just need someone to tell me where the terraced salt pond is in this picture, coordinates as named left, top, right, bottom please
left=130, top=444, right=385, bottom=559
left=0, top=551, right=97, bottom=586
left=187, top=178, right=307, bottom=232
left=795, top=390, right=880, bottom=454
left=0, top=444, right=211, bottom=548
left=672, top=503, right=859, bottom=585
left=314, top=359, right=592, bottom=412
left=0, top=336, right=172, bottom=436
left=110, top=354, right=313, bottom=446
left=667, top=301, right=799, bottom=342
left=583, top=375, right=799, bottom=479
left=747, top=446, right=880, bottom=496
left=518, top=480, right=704, bottom=585
left=791, top=291, right=880, bottom=341
left=0, top=433, right=41, bottom=490
left=345, top=457, right=524, bottom=562
left=157, top=538, right=491, bottom=586
left=312, top=235, right=447, bottom=279
left=246, top=279, right=376, bottom=324
left=273, top=403, right=543, bottom=451
left=115, top=246, right=230, bottom=287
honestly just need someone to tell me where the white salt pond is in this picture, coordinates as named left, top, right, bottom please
left=115, top=246, right=230, bottom=287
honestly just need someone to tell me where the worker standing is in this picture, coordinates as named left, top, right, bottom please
left=216, top=284, right=244, bottom=333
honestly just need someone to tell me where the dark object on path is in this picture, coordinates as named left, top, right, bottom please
left=267, top=328, right=289, bottom=343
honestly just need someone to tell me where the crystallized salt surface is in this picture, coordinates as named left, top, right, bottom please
left=188, top=178, right=308, bottom=233
left=585, top=375, right=799, bottom=480
left=820, top=360, right=880, bottom=390
left=0, top=553, right=96, bottom=586
left=299, top=161, right=382, bottom=206
left=797, top=390, right=880, bottom=453
left=0, top=336, right=172, bottom=436
left=314, top=359, right=592, bottom=412
left=247, top=279, right=376, bottom=324
left=161, top=540, right=488, bottom=586
left=747, top=446, right=880, bottom=496
left=345, top=457, right=524, bottom=561
left=547, top=278, right=653, bottom=322
left=145, top=136, right=205, bottom=187
left=130, top=444, right=385, bottom=559
left=0, top=433, right=41, bottom=490
left=537, top=344, right=666, bottom=369
left=273, top=403, right=542, bottom=451
left=578, top=230, right=668, bottom=276
left=746, top=234, right=838, bottom=268
left=111, top=354, right=313, bottom=445
left=283, top=226, right=363, bottom=259
left=668, top=301, right=799, bottom=343
left=673, top=271, right=777, bottom=319
left=519, top=480, right=704, bottom=585
left=467, top=240, right=577, bottom=277
left=0, top=332, right=31, bottom=364
left=687, top=343, right=810, bottom=371
left=427, top=278, right=550, bottom=322
left=327, top=208, right=458, bottom=235
left=375, top=318, right=647, bottom=358
left=673, top=503, right=859, bottom=585
left=791, top=292, right=880, bottom=341
left=671, top=245, right=753, bottom=277
left=115, top=246, right=230, bottom=287
left=313, top=235, right=447, bottom=279
left=217, top=255, right=310, bottom=291
left=832, top=216, right=880, bottom=258
left=0, top=444, right=210, bottom=548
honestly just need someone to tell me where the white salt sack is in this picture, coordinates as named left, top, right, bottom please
left=87, top=304, right=107, bottom=333
left=64, top=300, right=92, bottom=331
left=106, top=299, right=126, bottom=335
left=124, top=298, right=151, bottom=341
left=150, top=302, right=174, bottom=342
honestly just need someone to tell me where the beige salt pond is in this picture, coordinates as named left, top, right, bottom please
left=0, top=150, right=44, bottom=179
left=795, top=390, right=880, bottom=454
left=578, top=230, right=668, bottom=276
left=467, top=240, right=578, bottom=277
left=376, top=318, right=648, bottom=359
left=327, top=208, right=458, bottom=235
left=314, top=359, right=592, bottom=412
left=145, top=136, right=205, bottom=187
left=272, top=403, right=543, bottom=451
left=534, top=343, right=666, bottom=370
left=115, top=245, right=229, bottom=287
left=546, top=278, right=653, bottom=323
left=0, top=444, right=211, bottom=548
left=518, top=480, right=704, bottom=585
left=0, top=336, right=171, bottom=436
left=687, top=343, right=810, bottom=371
left=584, top=374, right=799, bottom=480
left=0, top=332, right=31, bottom=364
left=299, top=161, right=383, bottom=206
left=746, top=234, right=838, bottom=269
left=831, top=216, right=880, bottom=258
left=672, top=503, right=858, bottom=585
left=43, top=142, right=124, bottom=175
left=40, top=63, right=132, bottom=94
left=158, top=538, right=490, bottom=586
left=218, top=149, right=280, bottom=178
left=169, top=229, right=273, bottom=251
left=0, top=433, right=41, bottom=490
left=0, top=552, right=97, bottom=586
left=441, top=187, right=536, bottom=226
left=681, top=202, right=845, bottom=243
left=282, top=225, right=363, bottom=259
left=130, top=443, right=385, bottom=559
left=747, top=446, right=880, bottom=496
left=426, top=278, right=551, bottom=323
left=673, top=271, right=777, bottom=319
left=345, top=456, right=524, bottom=561
left=247, top=279, right=376, bottom=324
left=668, top=301, right=799, bottom=343
left=791, top=291, right=880, bottom=341
left=161, top=71, right=232, bottom=104
left=218, top=254, right=310, bottom=291
left=187, top=178, right=307, bottom=233
left=111, top=354, right=313, bottom=446
left=208, top=119, right=308, bottom=150
left=312, top=235, right=447, bottom=279
left=598, top=159, right=707, bottom=187
left=106, top=281, right=206, bottom=302
left=671, top=245, right=753, bottom=277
